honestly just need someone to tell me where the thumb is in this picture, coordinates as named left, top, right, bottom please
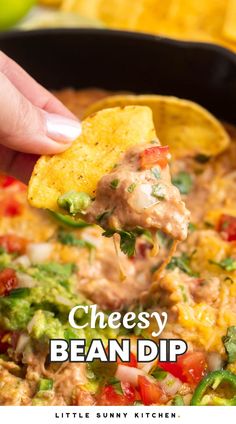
left=0, top=72, right=81, bottom=155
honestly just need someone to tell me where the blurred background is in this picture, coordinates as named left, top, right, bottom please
left=1, top=0, right=236, bottom=52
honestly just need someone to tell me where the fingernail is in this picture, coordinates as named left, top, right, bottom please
left=45, top=112, right=82, bottom=143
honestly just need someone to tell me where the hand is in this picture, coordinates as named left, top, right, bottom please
left=0, top=51, right=81, bottom=183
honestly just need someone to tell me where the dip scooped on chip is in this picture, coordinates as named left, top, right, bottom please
left=28, top=105, right=190, bottom=256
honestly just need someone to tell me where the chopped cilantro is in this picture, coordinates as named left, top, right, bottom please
left=108, top=377, right=123, bottom=395
left=151, top=167, right=161, bottom=180
left=7, top=288, right=30, bottom=299
left=127, top=183, right=137, bottom=193
left=119, top=231, right=137, bottom=257
left=222, top=326, right=236, bottom=364
left=58, top=230, right=94, bottom=250
left=103, top=227, right=152, bottom=257
left=36, top=262, right=76, bottom=280
left=209, top=257, right=236, bottom=272
left=151, top=367, right=168, bottom=381
left=167, top=252, right=198, bottom=277
left=152, top=183, right=166, bottom=200
left=156, top=231, right=173, bottom=249
left=64, top=328, right=78, bottom=341
left=188, top=222, right=197, bottom=232
left=103, top=229, right=136, bottom=257
left=110, top=179, right=119, bottom=190
left=172, top=171, right=193, bottom=195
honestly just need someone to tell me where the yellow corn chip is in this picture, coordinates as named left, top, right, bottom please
left=223, top=0, right=236, bottom=42
left=28, top=106, right=156, bottom=211
left=84, top=94, right=230, bottom=157
left=61, top=0, right=101, bottom=19
left=61, top=0, right=236, bottom=51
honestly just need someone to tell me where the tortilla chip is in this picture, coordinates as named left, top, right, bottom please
left=61, top=0, right=236, bottom=51
left=28, top=106, right=156, bottom=212
left=222, top=0, right=236, bottom=42
left=61, top=0, right=101, bottom=19
left=61, top=0, right=143, bottom=28
left=84, top=94, right=230, bottom=157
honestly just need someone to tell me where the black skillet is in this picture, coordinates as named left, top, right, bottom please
left=0, top=29, right=236, bottom=123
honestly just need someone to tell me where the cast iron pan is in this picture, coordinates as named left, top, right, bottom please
left=0, top=29, right=236, bottom=123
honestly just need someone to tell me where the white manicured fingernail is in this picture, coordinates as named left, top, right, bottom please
left=45, top=112, right=81, bottom=143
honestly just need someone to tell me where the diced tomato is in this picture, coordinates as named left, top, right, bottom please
left=138, top=375, right=166, bottom=405
left=121, top=382, right=136, bottom=402
left=2, top=198, right=23, bottom=217
left=117, top=352, right=138, bottom=368
left=217, top=214, right=236, bottom=242
left=0, top=175, right=17, bottom=188
left=0, top=268, right=18, bottom=296
left=140, top=145, right=170, bottom=170
left=158, top=359, right=184, bottom=381
left=0, top=330, right=19, bottom=353
left=0, top=175, right=25, bottom=191
left=159, top=351, right=207, bottom=386
left=0, top=234, right=28, bottom=254
left=97, top=383, right=136, bottom=406
left=180, top=351, right=207, bottom=385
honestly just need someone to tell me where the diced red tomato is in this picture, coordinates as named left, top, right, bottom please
left=97, top=383, right=136, bottom=406
left=1, top=198, right=23, bottom=217
left=217, top=214, right=236, bottom=242
left=0, top=330, right=19, bottom=353
left=121, top=382, right=136, bottom=402
left=117, top=352, right=138, bottom=368
left=0, top=175, right=17, bottom=188
left=0, top=268, right=18, bottom=296
left=138, top=375, right=166, bottom=405
left=140, top=145, right=170, bottom=170
left=0, top=234, right=28, bottom=254
left=159, top=351, right=207, bottom=386
left=0, top=175, right=25, bottom=191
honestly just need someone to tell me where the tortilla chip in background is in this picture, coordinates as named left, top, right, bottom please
left=61, top=0, right=101, bottom=19
left=84, top=94, right=230, bottom=157
left=222, top=0, right=236, bottom=42
left=61, top=0, right=236, bottom=51
left=28, top=106, right=156, bottom=212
